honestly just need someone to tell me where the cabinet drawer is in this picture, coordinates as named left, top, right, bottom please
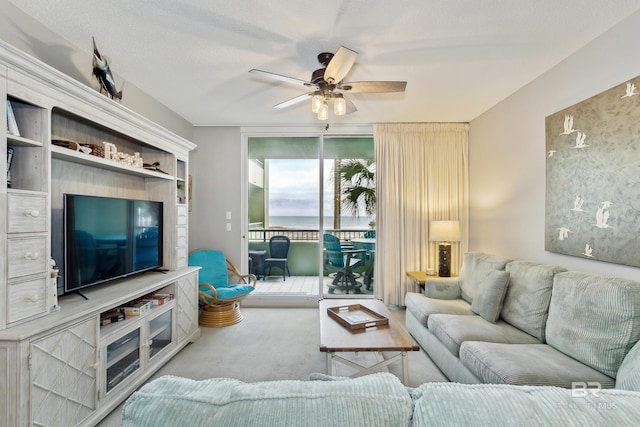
left=8, top=277, right=48, bottom=323
left=8, top=192, right=48, bottom=233
left=7, top=236, right=48, bottom=278
left=176, top=226, right=187, bottom=247
left=176, top=205, right=187, bottom=225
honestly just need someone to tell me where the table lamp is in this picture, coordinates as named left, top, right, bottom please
left=429, top=220, right=461, bottom=277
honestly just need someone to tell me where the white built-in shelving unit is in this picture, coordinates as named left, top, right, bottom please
left=0, top=40, right=200, bottom=426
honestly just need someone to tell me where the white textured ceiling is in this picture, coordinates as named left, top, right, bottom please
left=8, top=0, right=640, bottom=126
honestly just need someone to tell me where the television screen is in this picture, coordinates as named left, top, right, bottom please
left=64, top=194, right=163, bottom=294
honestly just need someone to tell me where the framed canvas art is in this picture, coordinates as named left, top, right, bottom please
left=545, top=76, right=640, bottom=267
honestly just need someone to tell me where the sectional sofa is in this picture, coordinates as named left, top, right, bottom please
left=121, top=372, right=640, bottom=426
left=405, top=252, right=640, bottom=389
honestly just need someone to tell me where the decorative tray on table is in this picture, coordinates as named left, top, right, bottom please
left=327, top=304, right=389, bottom=331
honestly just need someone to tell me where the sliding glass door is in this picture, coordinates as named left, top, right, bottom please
left=322, top=137, right=376, bottom=298
left=246, top=134, right=375, bottom=302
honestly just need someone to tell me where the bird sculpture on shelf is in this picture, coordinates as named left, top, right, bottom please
left=92, top=37, right=123, bottom=101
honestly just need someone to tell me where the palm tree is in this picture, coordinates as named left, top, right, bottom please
left=332, top=159, right=376, bottom=229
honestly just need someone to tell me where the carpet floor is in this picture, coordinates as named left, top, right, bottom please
left=98, top=305, right=447, bottom=426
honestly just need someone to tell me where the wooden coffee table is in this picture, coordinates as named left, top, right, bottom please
left=319, top=298, right=419, bottom=384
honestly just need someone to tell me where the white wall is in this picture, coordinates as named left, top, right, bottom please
left=189, top=127, right=244, bottom=265
left=469, top=10, right=640, bottom=280
left=0, top=1, right=193, bottom=140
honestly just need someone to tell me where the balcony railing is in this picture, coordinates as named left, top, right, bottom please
left=248, top=228, right=371, bottom=242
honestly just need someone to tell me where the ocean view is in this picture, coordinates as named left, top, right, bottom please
left=268, top=216, right=373, bottom=229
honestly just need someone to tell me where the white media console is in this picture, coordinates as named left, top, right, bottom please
left=0, top=40, right=200, bottom=426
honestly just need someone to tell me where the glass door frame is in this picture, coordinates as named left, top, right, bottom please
left=241, top=124, right=373, bottom=307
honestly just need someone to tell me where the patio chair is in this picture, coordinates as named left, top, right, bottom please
left=323, top=233, right=366, bottom=294
left=264, top=235, right=291, bottom=281
left=188, top=249, right=257, bottom=327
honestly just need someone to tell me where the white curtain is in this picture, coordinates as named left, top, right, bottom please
left=373, top=123, right=469, bottom=305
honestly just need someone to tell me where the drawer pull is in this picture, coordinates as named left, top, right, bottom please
left=25, top=294, right=38, bottom=303
left=24, top=209, right=40, bottom=218
left=25, top=251, right=39, bottom=260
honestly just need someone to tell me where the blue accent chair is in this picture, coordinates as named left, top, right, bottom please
left=323, top=234, right=366, bottom=294
left=188, top=249, right=257, bottom=327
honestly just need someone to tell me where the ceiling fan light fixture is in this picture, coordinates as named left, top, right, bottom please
left=311, top=92, right=323, bottom=113
left=317, top=100, right=329, bottom=120
left=333, top=94, right=346, bottom=116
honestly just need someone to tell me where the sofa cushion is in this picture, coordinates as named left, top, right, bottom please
left=405, top=292, right=473, bottom=326
left=423, top=277, right=461, bottom=300
left=616, top=339, right=640, bottom=391
left=501, top=261, right=566, bottom=342
left=546, top=272, right=640, bottom=378
left=122, top=373, right=413, bottom=427
left=460, top=342, right=615, bottom=388
left=471, top=269, right=510, bottom=323
left=459, top=252, right=511, bottom=303
left=427, top=314, right=540, bottom=356
left=411, top=382, right=640, bottom=427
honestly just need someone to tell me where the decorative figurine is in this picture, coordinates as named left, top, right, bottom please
left=92, top=37, right=123, bottom=101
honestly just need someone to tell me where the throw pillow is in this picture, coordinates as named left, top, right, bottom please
left=471, top=270, right=510, bottom=323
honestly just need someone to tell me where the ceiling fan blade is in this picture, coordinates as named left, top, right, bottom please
left=340, top=81, right=407, bottom=93
left=249, top=69, right=316, bottom=88
left=324, top=46, right=358, bottom=84
left=273, top=93, right=312, bottom=109
left=344, top=95, right=358, bottom=114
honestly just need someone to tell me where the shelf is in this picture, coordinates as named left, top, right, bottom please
left=51, top=145, right=174, bottom=180
left=106, top=332, right=140, bottom=369
left=7, top=134, right=43, bottom=147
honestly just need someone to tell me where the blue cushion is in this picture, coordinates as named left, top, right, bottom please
left=199, top=284, right=254, bottom=300
left=188, top=250, right=229, bottom=287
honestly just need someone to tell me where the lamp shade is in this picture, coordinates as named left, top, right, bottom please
left=429, top=220, right=461, bottom=242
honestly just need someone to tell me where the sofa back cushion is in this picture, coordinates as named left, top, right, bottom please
left=459, top=252, right=512, bottom=304
left=122, top=373, right=413, bottom=427
left=546, top=272, right=640, bottom=378
left=411, top=382, right=640, bottom=427
left=501, top=261, right=567, bottom=342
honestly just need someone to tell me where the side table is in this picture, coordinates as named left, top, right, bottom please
left=248, top=250, right=266, bottom=279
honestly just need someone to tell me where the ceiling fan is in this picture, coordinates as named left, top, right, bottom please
left=249, top=46, right=406, bottom=120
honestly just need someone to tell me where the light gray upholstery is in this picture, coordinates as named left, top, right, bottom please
left=460, top=342, right=615, bottom=388
left=405, top=252, right=640, bottom=389
left=423, top=277, right=461, bottom=300
left=458, top=252, right=512, bottom=303
left=501, top=261, right=566, bottom=342
left=546, top=272, right=640, bottom=378
left=470, top=269, right=510, bottom=323
left=411, top=383, right=640, bottom=427
left=404, top=292, right=473, bottom=326
left=616, top=337, right=640, bottom=391
left=427, top=314, right=540, bottom=356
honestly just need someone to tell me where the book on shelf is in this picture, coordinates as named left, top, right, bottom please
left=6, top=100, right=20, bottom=136
left=7, top=146, right=13, bottom=188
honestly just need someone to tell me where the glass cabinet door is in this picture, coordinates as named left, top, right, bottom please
left=105, top=328, right=141, bottom=393
left=149, top=308, right=173, bottom=360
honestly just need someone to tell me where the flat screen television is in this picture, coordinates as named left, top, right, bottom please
left=63, top=194, right=163, bottom=295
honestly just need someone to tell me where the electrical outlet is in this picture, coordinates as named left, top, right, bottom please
left=226, top=223, right=231, bottom=231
